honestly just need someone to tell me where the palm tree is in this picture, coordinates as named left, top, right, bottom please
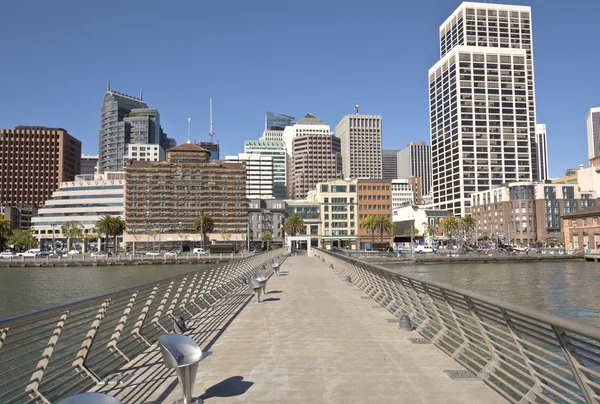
left=260, top=231, right=272, bottom=251
left=61, top=220, right=84, bottom=251
left=96, top=215, right=116, bottom=254
left=194, top=212, right=214, bottom=249
left=0, top=214, right=12, bottom=249
left=112, top=216, right=126, bottom=255
left=375, top=216, right=394, bottom=242
left=362, top=215, right=378, bottom=246
left=283, top=214, right=304, bottom=251
left=439, top=216, right=459, bottom=250
left=426, top=224, right=437, bottom=241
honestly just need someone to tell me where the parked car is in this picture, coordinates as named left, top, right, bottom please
left=146, top=251, right=161, bottom=256
left=16, top=250, right=37, bottom=258
left=164, top=251, right=178, bottom=257
left=91, top=252, right=106, bottom=258
left=67, top=250, right=81, bottom=255
left=37, top=250, right=52, bottom=257
left=364, top=248, right=377, bottom=253
left=193, top=248, right=208, bottom=255
left=415, top=245, right=436, bottom=253
left=0, top=251, right=15, bottom=259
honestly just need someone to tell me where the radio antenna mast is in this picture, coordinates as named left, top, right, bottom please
left=209, top=97, right=214, bottom=143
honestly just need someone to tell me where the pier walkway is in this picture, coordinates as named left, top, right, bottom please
left=93, top=256, right=504, bottom=403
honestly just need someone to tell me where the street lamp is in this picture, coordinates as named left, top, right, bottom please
left=410, top=220, right=415, bottom=258
left=51, top=223, right=56, bottom=253
left=247, top=218, right=250, bottom=252
left=178, top=221, right=183, bottom=252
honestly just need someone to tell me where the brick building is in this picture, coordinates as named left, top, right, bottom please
left=562, top=203, right=600, bottom=250
left=124, top=142, right=247, bottom=251
left=357, top=179, right=393, bottom=249
left=0, top=126, right=81, bottom=207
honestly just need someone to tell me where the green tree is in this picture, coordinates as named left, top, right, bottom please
left=403, top=225, right=419, bottom=237
left=96, top=215, right=117, bottom=254
left=61, top=220, right=84, bottom=251
left=112, top=216, right=126, bottom=254
left=425, top=224, right=437, bottom=240
left=362, top=215, right=378, bottom=245
left=260, top=231, right=272, bottom=250
left=439, top=216, right=459, bottom=250
left=0, top=214, right=12, bottom=249
left=194, top=211, right=214, bottom=249
left=283, top=214, right=304, bottom=236
left=7, top=229, right=38, bottom=251
left=458, top=216, right=476, bottom=246
left=365, top=215, right=395, bottom=243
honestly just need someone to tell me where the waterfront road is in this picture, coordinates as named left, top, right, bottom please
left=93, top=256, right=505, bottom=403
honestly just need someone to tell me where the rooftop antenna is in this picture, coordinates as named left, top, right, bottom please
left=209, top=97, right=214, bottom=143
left=107, top=78, right=111, bottom=91
left=354, top=104, right=360, bottom=114
left=187, top=116, right=191, bottom=144
left=140, top=89, right=143, bottom=100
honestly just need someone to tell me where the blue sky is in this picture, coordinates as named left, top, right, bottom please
left=1, top=0, right=599, bottom=178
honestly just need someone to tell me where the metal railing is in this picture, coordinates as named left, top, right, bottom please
left=0, top=249, right=286, bottom=403
left=317, top=249, right=600, bottom=404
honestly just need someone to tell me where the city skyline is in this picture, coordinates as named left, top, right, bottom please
left=1, top=0, right=599, bottom=178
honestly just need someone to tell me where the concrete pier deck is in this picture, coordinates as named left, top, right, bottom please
left=95, top=256, right=505, bottom=403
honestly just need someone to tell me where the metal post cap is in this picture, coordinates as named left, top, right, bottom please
left=345, top=275, right=352, bottom=283
left=398, top=314, right=412, bottom=331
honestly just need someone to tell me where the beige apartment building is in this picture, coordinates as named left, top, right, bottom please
left=336, top=114, right=382, bottom=179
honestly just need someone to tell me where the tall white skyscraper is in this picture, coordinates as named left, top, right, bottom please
left=430, top=2, right=537, bottom=216
left=244, top=140, right=287, bottom=199
left=336, top=114, right=383, bottom=179
left=397, top=142, right=431, bottom=197
left=382, top=149, right=400, bottom=180
left=587, top=107, right=600, bottom=159
left=535, top=124, right=548, bottom=181
left=225, top=153, right=274, bottom=199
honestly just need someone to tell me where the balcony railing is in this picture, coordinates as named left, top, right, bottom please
left=317, top=249, right=600, bottom=404
left=0, top=250, right=285, bottom=403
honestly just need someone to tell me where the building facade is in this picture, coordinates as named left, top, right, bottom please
left=1, top=206, right=38, bottom=230
left=248, top=199, right=285, bottom=250
left=31, top=172, right=125, bottom=251
left=562, top=204, right=600, bottom=250
left=291, top=134, right=343, bottom=199
left=226, top=153, right=274, bottom=199
left=266, top=111, right=295, bottom=131
left=392, top=179, right=416, bottom=209
left=244, top=140, right=287, bottom=199
left=535, top=124, right=549, bottom=181
left=430, top=3, right=537, bottom=217
left=124, top=143, right=247, bottom=251
left=80, top=154, right=99, bottom=175
left=382, top=149, right=400, bottom=180
left=312, top=179, right=358, bottom=250
left=197, top=142, right=219, bottom=160
left=0, top=126, right=81, bottom=207
left=587, top=107, right=600, bottom=159
left=471, top=182, right=596, bottom=246
left=397, top=142, right=431, bottom=198
left=392, top=205, right=452, bottom=245
left=285, top=198, right=322, bottom=248
left=356, top=179, right=393, bottom=249
left=336, top=114, right=383, bottom=179
left=125, top=144, right=165, bottom=163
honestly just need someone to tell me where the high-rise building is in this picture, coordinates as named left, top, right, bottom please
left=397, top=142, right=431, bottom=198
left=226, top=153, right=275, bottom=199
left=382, top=149, right=400, bottom=180
left=265, top=111, right=295, bottom=131
left=80, top=154, right=99, bottom=175
left=291, top=133, right=343, bottom=199
left=0, top=126, right=81, bottom=207
left=535, top=124, right=549, bottom=181
left=197, top=142, right=220, bottom=160
left=430, top=2, right=537, bottom=216
left=392, top=179, right=416, bottom=209
left=98, top=89, right=175, bottom=173
left=124, top=144, right=165, bottom=163
left=245, top=140, right=287, bottom=199
left=587, top=107, right=600, bottom=159
left=336, top=114, right=383, bottom=179
left=124, top=143, right=247, bottom=251
left=282, top=113, right=331, bottom=157
left=259, top=130, right=284, bottom=142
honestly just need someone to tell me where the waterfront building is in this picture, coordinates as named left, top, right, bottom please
left=312, top=179, right=358, bottom=250
left=80, top=154, right=99, bottom=175
left=336, top=114, right=383, bottom=179
left=244, top=140, right=287, bottom=199
left=356, top=179, right=393, bottom=249
left=430, top=3, right=537, bottom=217
left=536, top=124, right=549, bottom=181
left=226, top=153, right=275, bottom=199
left=471, top=182, right=596, bottom=246
left=284, top=197, right=322, bottom=248
left=248, top=199, right=286, bottom=250
left=397, top=142, right=431, bottom=199
left=562, top=203, right=600, bottom=250
left=0, top=126, right=81, bottom=208
left=382, top=149, right=400, bottom=180
left=124, top=144, right=165, bottom=163
left=124, top=143, right=247, bottom=252
left=392, top=205, right=452, bottom=245
left=31, top=172, right=125, bottom=251
left=587, top=107, right=600, bottom=159
left=1, top=206, right=38, bottom=230
left=98, top=89, right=175, bottom=173
left=392, top=179, right=416, bottom=209
left=291, top=133, right=343, bottom=199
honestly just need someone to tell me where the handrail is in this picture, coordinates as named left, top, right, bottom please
left=0, top=249, right=286, bottom=404
left=317, top=249, right=600, bottom=404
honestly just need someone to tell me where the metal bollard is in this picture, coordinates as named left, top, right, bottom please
left=330, top=264, right=334, bottom=269
left=253, top=273, right=268, bottom=296
left=271, top=261, right=280, bottom=276
left=398, top=314, right=412, bottom=331
left=157, top=334, right=204, bottom=404
left=249, top=277, right=262, bottom=303
left=345, top=275, right=352, bottom=283
left=56, top=392, right=123, bottom=404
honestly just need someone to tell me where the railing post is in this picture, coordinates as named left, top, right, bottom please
left=73, top=300, right=111, bottom=382
left=552, top=325, right=597, bottom=404
left=108, top=292, right=138, bottom=361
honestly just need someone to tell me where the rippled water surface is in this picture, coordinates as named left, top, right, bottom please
left=387, top=261, right=600, bottom=327
left=0, top=263, right=212, bottom=319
